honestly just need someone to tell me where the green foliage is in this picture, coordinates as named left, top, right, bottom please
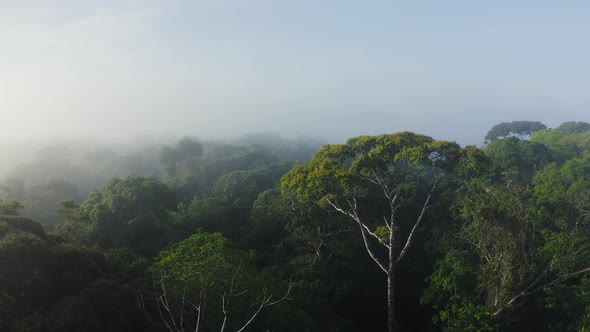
left=556, top=121, right=590, bottom=135
left=160, top=136, right=203, bottom=179
left=153, top=232, right=240, bottom=289
left=169, top=196, right=242, bottom=242
left=0, top=220, right=54, bottom=331
left=99, top=176, right=175, bottom=220
left=424, top=183, right=536, bottom=329
left=0, top=211, right=154, bottom=332
left=213, top=163, right=290, bottom=209
left=541, top=277, right=590, bottom=331
left=55, top=176, right=176, bottom=255
left=52, top=243, right=107, bottom=297
left=281, top=132, right=478, bottom=331
left=485, top=121, right=547, bottom=143
left=0, top=230, right=52, bottom=297
left=161, top=137, right=297, bottom=204
left=0, top=199, right=24, bottom=215
left=422, top=250, right=495, bottom=331
left=246, top=187, right=291, bottom=261
left=150, top=232, right=292, bottom=331
left=532, top=157, right=590, bottom=203
left=0, top=177, right=83, bottom=229
left=104, top=247, right=149, bottom=283
left=485, top=137, right=551, bottom=184
left=24, top=178, right=81, bottom=228
left=282, top=132, right=472, bottom=240
left=4, top=126, right=590, bottom=331
left=0, top=215, right=47, bottom=239
left=531, top=124, right=590, bottom=162
left=426, top=162, right=590, bottom=330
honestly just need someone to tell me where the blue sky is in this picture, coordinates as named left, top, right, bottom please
left=1, top=0, right=589, bottom=145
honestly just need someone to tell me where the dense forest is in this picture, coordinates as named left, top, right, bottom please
left=1, top=122, right=590, bottom=332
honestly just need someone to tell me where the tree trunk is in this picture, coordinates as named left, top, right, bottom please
left=388, top=271, right=396, bottom=332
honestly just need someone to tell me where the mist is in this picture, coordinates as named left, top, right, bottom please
left=2, top=0, right=589, bottom=147
left=2, top=0, right=589, bottom=204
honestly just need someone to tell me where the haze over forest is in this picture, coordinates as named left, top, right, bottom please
left=3, top=2, right=590, bottom=332
left=2, top=0, right=589, bottom=146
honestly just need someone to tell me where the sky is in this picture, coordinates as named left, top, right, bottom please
left=1, top=0, right=589, bottom=146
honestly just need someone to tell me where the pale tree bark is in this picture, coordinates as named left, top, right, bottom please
left=457, top=188, right=590, bottom=318
left=139, top=272, right=294, bottom=332
left=326, top=172, right=442, bottom=332
left=490, top=217, right=590, bottom=317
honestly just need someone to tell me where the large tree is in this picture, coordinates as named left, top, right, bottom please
left=281, top=132, right=482, bottom=332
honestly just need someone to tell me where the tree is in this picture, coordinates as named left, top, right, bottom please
left=556, top=121, right=590, bottom=135
left=423, top=183, right=534, bottom=330
left=0, top=177, right=26, bottom=202
left=0, top=217, right=53, bottom=331
left=199, top=148, right=277, bottom=188
left=24, top=178, right=81, bottom=228
left=143, top=232, right=293, bottom=332
left=424, top=161, right=590, bottom=330
left=531, top=126, right=590, bottom=162
left=484, top=121, right=547, bottom=143
left=168, top=195, right=248, bottom=242
left=0, top=199, right=24, bottom=216
left=160, top=137, right=203, bottom=180
left=212, top=163, right=291, bottom=210
left=485, top=136, right=551, bottom=184
left=212, top=168, right=273, bottom=210
left=56, top=176, right=176, bottom=255
left=281, top=132, right=482, bottom=332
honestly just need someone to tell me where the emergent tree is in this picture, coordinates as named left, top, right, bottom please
left=281, top=132, right=482, bottom=332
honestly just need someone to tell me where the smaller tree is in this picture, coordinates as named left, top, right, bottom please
left=142, top=232, right=294, bottom=332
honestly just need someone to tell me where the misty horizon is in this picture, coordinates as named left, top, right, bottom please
left=2, top=1, right=589, bottom=147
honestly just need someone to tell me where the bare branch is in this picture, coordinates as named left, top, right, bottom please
left=160, top=290, right=178, bottom=331
left=154, top=278, right=175, bottom=332
left=492, top=234, right=590, bottom=317
left=220, top=293, right=227, bottom=332
left=533, top=266, right=590, bottom=291
left=349, top=199, right=390, bottom=250
left=326, top=198, right=386, bottom=248
left=382, top=215, right=392, bottom=231
left=138, top=292, right=163, bottom=330
left=194, top=280, right=203, bottom=332
left=452, top=231, right=492, bottom=264
left=236, top=280, right=295, bottom=332
left=361, top=175, right=380, bottom=186
left=325, top=198, right=388, bottom=273
left=397, top=173, right=443, bottom=264
left=220, top=262, right=244, bottom=332
left=357, top=221, right=389, bottom=273
left=492, top=264, right=590, bottom=317
left=397, top=193, right=433, bottom=264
